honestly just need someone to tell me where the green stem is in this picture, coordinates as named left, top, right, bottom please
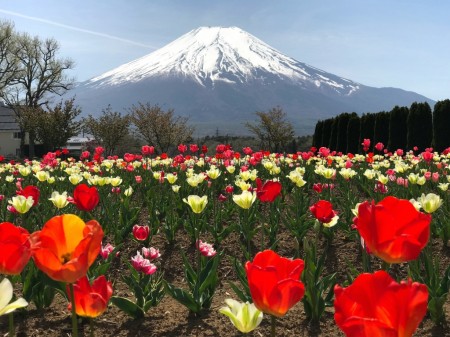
left=270, top=315, right=276, bottom=337
left=90, top=318, right=95, bottom=337
left=245, top=210, right=251, bottom=257
left=8, top=312, right=14, bottom=337
left=381, top=260, right=391, bottom=272
left=260, top=218, right=265, bottom=251
left=69, top=283, right=78, bottom=337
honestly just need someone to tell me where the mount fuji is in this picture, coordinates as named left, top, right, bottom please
left=71, top=26, right=434, bottom=135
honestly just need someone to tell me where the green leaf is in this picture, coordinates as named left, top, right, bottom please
left=163, top=281, right=201, bottom=313
left=217, top=223, right=236, bottom=241
left=228, top=282, right=252, bottom=302
left=198, top=255, right=220, bottom=295
left=181, top=252, right=197, bottom=289
left=111, top=296, right=145, bottom=319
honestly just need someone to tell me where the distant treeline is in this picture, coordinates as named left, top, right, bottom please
left=312, top=99, right=450, bottom=153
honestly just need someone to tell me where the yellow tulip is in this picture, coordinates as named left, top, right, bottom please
left=183, top=195, right=208, bottom=214
left=233, top=190, right=256, bottom=209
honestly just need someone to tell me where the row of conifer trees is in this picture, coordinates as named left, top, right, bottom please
left=312, top=99, right=450, bottom=154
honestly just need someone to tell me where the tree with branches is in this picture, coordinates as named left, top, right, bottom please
left=0, top=20, right=20, bottom=95
left=129, top=102, right=194, bottom=154
left=36, top=98, right=82, bottom=151
left=0, top=29, right=74, bottom=157
left=245, top=106, right=294, bottom=152
left=82, top=106, right=130, bottom=156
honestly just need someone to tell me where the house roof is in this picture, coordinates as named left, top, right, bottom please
left=0, top=102, right=20, bottom=131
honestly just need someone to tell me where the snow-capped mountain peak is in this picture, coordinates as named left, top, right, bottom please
left=87, top=26, right=359, bottom=94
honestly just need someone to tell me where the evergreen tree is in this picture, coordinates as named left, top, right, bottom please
left=312, top=120, right=323, bottom=148
left=374, top=111, right=390, bottom=148
left=336, top=112, right=357, bottom=153
left=346, top=116, right=360, bottom=154
left=407, top=102, right=433, bottom=151
left=321, top=118, right=333, bottom=148
left=329, top=117, right=338, bottom=151
left=433, top=99, right=450, bottom=152
left=359, top=113, right=375, bottom=151
left=388, top=105, right=408, bottom=151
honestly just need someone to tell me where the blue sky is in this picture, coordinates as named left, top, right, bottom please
left=1, top=0, right=449, bottom=101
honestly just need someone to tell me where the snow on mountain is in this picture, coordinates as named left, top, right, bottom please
left=86, top=26, right=359, bottom=95
left=73, top=26, right=434, bottom=136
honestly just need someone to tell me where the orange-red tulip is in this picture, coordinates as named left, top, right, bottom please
left=31, top=214, right=103, bottom=283
left=334, top=270, right=428, bottom=337
left=0, top=222, right=31, bottom=275
left=73, top=184, right=99, bottom=212
left=354, top=196, right=431, bottom=263
left=67, top=275, right=113, bottom=318
left=245, top=249, right=305, bottom=317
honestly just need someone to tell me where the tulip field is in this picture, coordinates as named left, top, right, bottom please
left=1, top=143, right=450, bottom=336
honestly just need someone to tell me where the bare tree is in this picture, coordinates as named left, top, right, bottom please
left=1, top=32, right=74, bottom=157
left=82, top=106, right=130, bottom=156
left=0, top=20, right=20, bottom=94
left=129, top=102, right=194, bottom=153
left=245, top=106, right=295, bottom=152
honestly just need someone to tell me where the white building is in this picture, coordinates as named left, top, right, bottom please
left=0, top=102, right=21, bottom=158
left=65, top=136, right=94, bottom=157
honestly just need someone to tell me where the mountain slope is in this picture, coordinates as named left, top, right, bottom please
left=72, top=26, right=434, bottom=136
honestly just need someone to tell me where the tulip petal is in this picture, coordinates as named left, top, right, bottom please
left=0, top=278, right=13, bottom=311
left=355, top=197, right=431, bottom=263
left=31, top=214, right=103, bottom=283
left=246, top=250, right=305, bottom=317
left=268, top=278, right=305, bottom=317
left=334, top=271, right=428, bottom=337
left=0, top=298, right=28, bottom=316
left=0, top=223, right=31, bottom=275
left=337, top=316, right=397, bottom=337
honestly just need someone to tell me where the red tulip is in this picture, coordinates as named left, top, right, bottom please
left=245, top=250, right=305, bottom=317
left=354, top=196, right=431, bottom=263
left=17, top=185, right=40, bottom=206
left=123, top=153, right=135, bottom=162
left=73, top=184, right=99, bottom=212
left=132, top=224, right=149, bottom=241
left=189, top=144, right=199, bottom=153
left=0, top=222, right=31, bottom=275
left=255, top=178, right=282, bottom=203
left=334, top=270, right=428, bottom=337
left=67, top=275, right=113, bottom=318
left=141, top=145, right=155, bottom=156
left=310, top=200, right=337, bottom=224
left=178, top=143, right=187, bottom=153
left=31, top=214, right=103, bottom=283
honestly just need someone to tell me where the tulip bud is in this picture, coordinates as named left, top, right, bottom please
left=124, top=186, right=134, bottom=197
left=219, top=299, right=263, bottom=333
left=132, top=225, right=149, bottom=241
left=417, top=193, right=443, bottom=213
left=183, top=195, right=208, bottom=214
left=49, top=191, right=69, bottom=209
left=8, top=195, right=33, bottom=214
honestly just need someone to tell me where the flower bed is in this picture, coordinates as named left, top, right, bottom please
left=1, top=143, right=450, bottom=336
